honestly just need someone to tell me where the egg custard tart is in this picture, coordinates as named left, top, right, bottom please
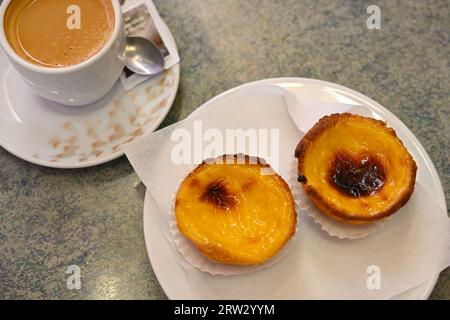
left=175, top=154, right=297, bottom=265
left=295, top=113, right=417, bottom=225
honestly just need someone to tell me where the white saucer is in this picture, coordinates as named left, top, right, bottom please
left=0, top=21, right=180, bottom=169
left=143, top=78, right=446, bottom=300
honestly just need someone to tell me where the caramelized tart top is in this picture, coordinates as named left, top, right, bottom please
left=295, top=113, right=417, bottom=224
left=175, top=154, right=297, bottom=265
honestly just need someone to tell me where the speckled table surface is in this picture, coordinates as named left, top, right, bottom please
left=0, top=0, right=448, bottom=299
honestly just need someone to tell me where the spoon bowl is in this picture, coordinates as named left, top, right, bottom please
left=124, top=37, right=165, bottom=76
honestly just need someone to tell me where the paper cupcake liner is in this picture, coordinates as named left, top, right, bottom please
left=289, top=159, right=386, bottom=239
left=167, top=165, right=299, bottom=276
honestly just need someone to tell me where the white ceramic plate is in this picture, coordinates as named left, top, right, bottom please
left=143, top=78, right=446, bottom=299
left=0, top=21, right=180, bottom=169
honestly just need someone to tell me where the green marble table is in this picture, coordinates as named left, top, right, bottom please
left=0, top=0, right=448, bottom=299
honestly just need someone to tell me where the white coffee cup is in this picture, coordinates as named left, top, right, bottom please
left=0, top=0, right=125, bottom=106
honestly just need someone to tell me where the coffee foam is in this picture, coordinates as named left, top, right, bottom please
left=4, top=0, right=115, bottom=68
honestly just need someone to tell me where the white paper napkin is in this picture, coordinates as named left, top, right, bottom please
left=278, top=84, right=374, bottom=133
